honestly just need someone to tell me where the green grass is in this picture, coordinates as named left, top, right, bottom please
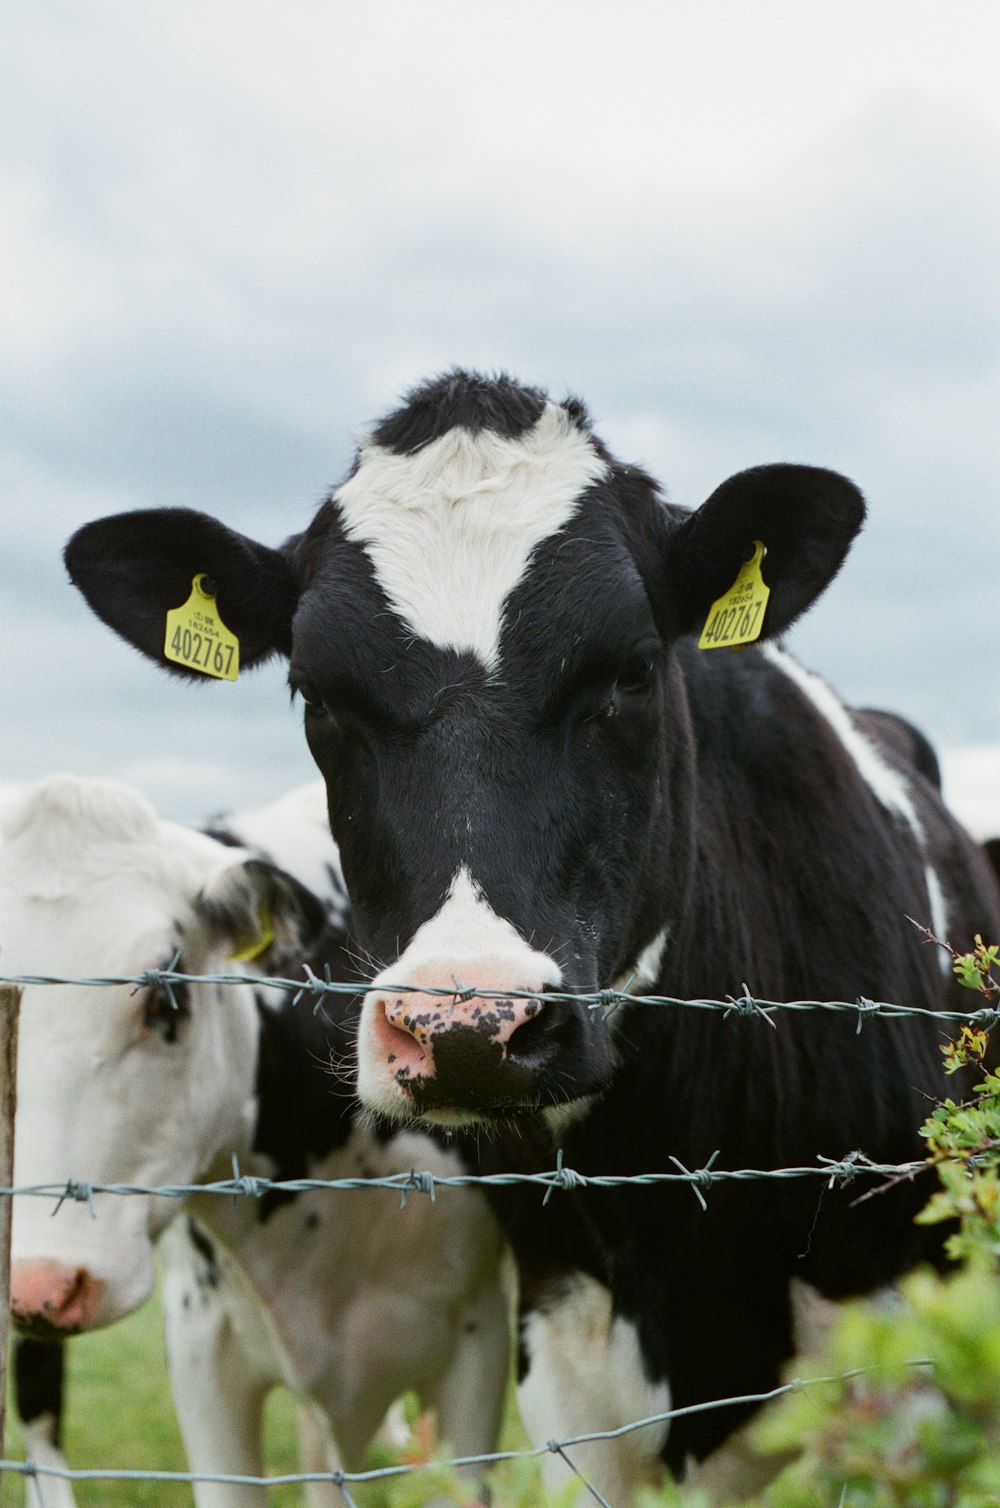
left=2, top=1291, right=555, bottom=1507
left=3, top=1292, right=305, bottom=1507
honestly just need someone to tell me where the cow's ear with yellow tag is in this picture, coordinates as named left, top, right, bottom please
left=660, top=464, right=866, bottom=643
left=698, top=541, right=770, bottom=651
left=200, top=857, right=328, bottom=974
left=164, top=575, right=240, bottom=680
left=64, top=506, right=300, bottom=678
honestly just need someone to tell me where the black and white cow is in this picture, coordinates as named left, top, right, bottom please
left=2, top=776, right=507, bottom=1507
left=64, top=371, right=1000, bottom=1498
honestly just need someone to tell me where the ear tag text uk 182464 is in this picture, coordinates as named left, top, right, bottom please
left=164, top=575, right=240, bottom=680
left=698, top=540, right=770, bottom=651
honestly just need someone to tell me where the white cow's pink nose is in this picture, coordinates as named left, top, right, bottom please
left=369, top=962, right=546, bottom=1082
left=10, top=1258, right=105, bottom=1335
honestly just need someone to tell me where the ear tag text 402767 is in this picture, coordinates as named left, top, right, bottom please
left=164, top=575, right=240, bottom=680
left=698, top=540, right=770, bottom=651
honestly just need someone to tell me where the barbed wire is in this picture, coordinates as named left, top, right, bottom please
left=0, top=967, right=972, bottom=1208
left=0, top=968, right=974, bottom=1503
left=0, top=1146, right=929, bottom=1210
left=0, top=1357, right=934, bottom=1501
left=2, top=968, right=997, bottom=1030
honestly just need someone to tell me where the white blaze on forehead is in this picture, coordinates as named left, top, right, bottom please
left=371, top=866, right=563, bottom=988
left=334, top=402, right=608, bottom=670
left=761, top=645, right=924, bottom=841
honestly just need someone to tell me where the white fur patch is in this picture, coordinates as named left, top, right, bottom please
left=519, top=1272, right=670, bottom=1502
left=333, top=403, right=608, bottom=670
left=762, top=645, right=924, bottom=841
left=613, top=926, right=670, bottom=993
left=370, top=866, right=562, bottom=985
left=923, top=865, right=952, bottom=975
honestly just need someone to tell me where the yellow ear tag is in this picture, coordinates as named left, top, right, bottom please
left=227, top=901, right=274, bottom=963
left=698, top=540, right=770, bottom=651
left=164, top=575, right=239, bottom=681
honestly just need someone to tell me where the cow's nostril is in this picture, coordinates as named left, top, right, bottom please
left=505, top=1000, right=550, bottom=1067
left=373, top=995, right=430, bottom=1077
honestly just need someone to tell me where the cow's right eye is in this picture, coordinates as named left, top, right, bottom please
left=141, top=979, right=191, bottom=1044
left=296, top=682, right=326, bottom=712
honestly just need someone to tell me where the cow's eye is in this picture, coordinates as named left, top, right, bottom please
left=614, top=654, right=657, bottom=699
left=142, top=978, right=191, bottom=1044
left=293, top=681, right=345, bottom=732
left=296, top=681, right=326, bottom=712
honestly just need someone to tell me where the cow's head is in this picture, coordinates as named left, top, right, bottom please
left=1, top=776, right=323, bottom=1335
left=65, top=372, right=864, bottom=1126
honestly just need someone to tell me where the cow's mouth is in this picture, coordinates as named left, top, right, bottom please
left=11, top=1311, right=84, bottom=1342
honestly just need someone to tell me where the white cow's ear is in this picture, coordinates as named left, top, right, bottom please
left=197, top=857, right=328, bottom=970
left=660, top=464, right=866, bottom=642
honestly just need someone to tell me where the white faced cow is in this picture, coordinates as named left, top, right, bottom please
left=65, top=371, right=1000, bottom=1499
left=2, top=776, right=507, bottom=1507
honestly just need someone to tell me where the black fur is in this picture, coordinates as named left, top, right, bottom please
left=13, top=1335, right=64, bottom=1438
left=249, top=920, right=364, bottom=1218
left=371, top=369, right=549, bottom=454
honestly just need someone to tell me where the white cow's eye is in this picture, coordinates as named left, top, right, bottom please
left=142, top=979, right=191, bottom=1044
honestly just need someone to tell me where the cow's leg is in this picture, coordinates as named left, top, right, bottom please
left=516, top=1271, right=670, bottom=1505
left=12, top=1335, right=77, bottom=1508
left=423, top=1269, right=510, bottom=1470
left=296, top=1403, right=344, bottom=1508
left=159, top=1218, right=279, bottom=1508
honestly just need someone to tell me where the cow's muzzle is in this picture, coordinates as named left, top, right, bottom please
left=360, top=965, right=605, bottom=1120
left=10, top=1259, right=106, bottom=1338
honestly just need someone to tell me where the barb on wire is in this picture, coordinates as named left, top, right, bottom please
left=131, top=948, right=183, bottom=1012
left=542, top=1147, right=589, bottom=1205
left=51, top=1179, right=96, bottom=1219
left=723, top=982, right=778, bottom=1028
left=400, top=1166, right=436, bottom=1208
left=854, top=996, right=881, bottom=1034
left=668, top=1149, right=720, bottom=1211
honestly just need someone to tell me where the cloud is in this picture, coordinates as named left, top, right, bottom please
left=1, top=0, right=997, bottom=817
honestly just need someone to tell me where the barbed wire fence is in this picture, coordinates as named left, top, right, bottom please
left=0, top=967, right=991, bottom=1506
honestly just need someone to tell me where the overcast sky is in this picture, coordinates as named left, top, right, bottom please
left=2, top=1, right=998, bottom=832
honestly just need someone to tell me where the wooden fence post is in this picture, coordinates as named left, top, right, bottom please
left=0, top=982, right=21, bottom=1501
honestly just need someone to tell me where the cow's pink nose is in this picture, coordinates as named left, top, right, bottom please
left=10, top=1259, right=105, bottom=1335
left=371, top=968, right=546, bottom=1082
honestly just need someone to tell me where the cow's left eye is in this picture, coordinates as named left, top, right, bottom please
left=142, top=979, right=191, bottom=1044
left=293, top=681, right=344, bottom=734
left=614, top=654, right=657, bottom=699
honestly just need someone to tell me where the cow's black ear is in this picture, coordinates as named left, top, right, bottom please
left=661, top=464, right=866, bottom=642
left=64, top=508, right=300, bottom=677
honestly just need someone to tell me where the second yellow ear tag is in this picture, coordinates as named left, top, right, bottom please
left=227, top=902, right=274, bottom=963
left=164, top=575, right=239, bottom=680
left=698, top=540, right=770, bottom=651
